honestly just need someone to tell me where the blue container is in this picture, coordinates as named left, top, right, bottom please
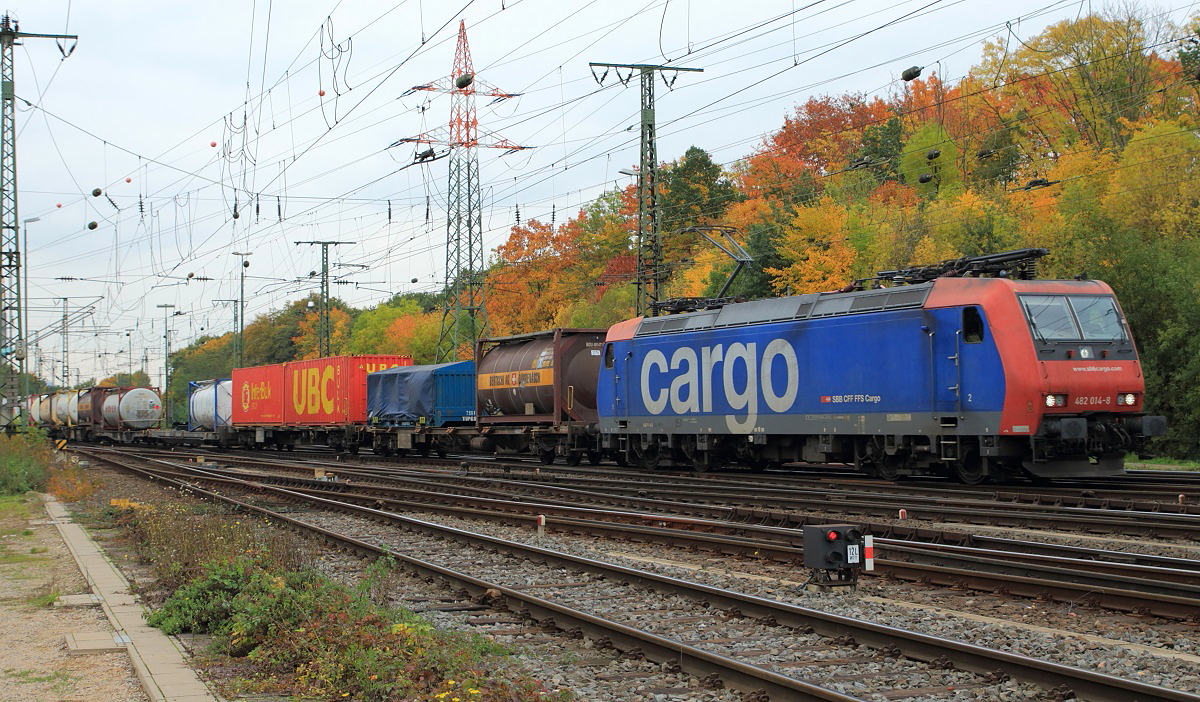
left=367, top=361, right=476, bottom=427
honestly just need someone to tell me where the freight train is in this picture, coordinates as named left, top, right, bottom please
left=27, top=249, right=1167, bottom=483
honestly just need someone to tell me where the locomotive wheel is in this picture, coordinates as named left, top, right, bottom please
left=632, top=441, right=660, bottom=470
left=565, top=452, right=583, bottom=467
left=539, top=449, right=556, bottom=465
left=952, top=453, right=989, bottom=485
left=377, top=446, right=393, bottom=457
left=875, top=456, right=902, bottom=481
left=586, top=450, right=603, bottom=466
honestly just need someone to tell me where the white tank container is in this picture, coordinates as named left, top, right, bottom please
left=101, top=388, right=163, bottom=429
left=188, top=380, right=232, bottom=431
left=67, top=390, right=85, bottom=425
left=38, top=395, right=52, bottom=426
left=53, top=393, right=71, bottom=425
left=26, top=396, right=41, bottom=424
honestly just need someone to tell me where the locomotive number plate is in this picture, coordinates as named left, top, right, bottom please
left=1074, top=396, right=1112, bottom=406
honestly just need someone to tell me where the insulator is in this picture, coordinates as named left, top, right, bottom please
left=87, top=221, right=98, bottom=230
left=255, top=196, right=260, bottom=219
left=455, top=73, right=474, bottom=89
left=139, top=197, right=145, bottom=216
left=515, top=204, right=521, bottom=224
left=91, top=188, right=102, bottom=197
left=387, top=199, right=392, bottom=222
left=976, top=149, right=996, bottom=160
left=243, top=260, right=250, bottom=268
left=551, top=205, right=556, bottom=224
left=901, top=66, right=922, bottom=81
left=410, top=277, right=418, bottom=284
left=918, top=173, right=934, bottom=184
left=425, top=196, right=431, bottom=223
left=277, top=196, right=282, bottom=221
left=925, top=149, right=941, bottom=160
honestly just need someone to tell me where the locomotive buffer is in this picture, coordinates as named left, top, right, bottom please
left=803, top=525, right=873, bottom=592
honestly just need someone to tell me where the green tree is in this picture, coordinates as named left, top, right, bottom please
left=345, top=300, right=422, bottom=354
left=899, top=122, right=963, bottom=199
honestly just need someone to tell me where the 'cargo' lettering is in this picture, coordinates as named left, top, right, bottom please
left=639, top=339, right=801, bottom=434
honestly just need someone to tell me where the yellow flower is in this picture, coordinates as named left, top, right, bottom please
left=447, top=680, right=456, bottom=685
left=468, top=690, right=480, bottom=695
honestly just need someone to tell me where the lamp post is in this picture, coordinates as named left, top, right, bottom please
left=232, top=251, right=252, bottom=367
left=156, top=304, right=175, bottom=423
left=125, top=331, right=133, bottom=384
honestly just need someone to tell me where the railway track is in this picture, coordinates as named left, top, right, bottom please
left=74, top=447, right=1200, bottom=701
left=127, top=456, right=1200, bottom=620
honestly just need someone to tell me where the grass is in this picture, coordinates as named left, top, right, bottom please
left=0, top=495, right=32, bottom=521
left=0, top=430, right=52, bottom=495
left=1125, top=454, right=1200, bottom=471
left=3, top=668, right=78, bottom=692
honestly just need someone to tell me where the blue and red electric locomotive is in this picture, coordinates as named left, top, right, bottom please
left=595, top=249, right=1165, bottom=482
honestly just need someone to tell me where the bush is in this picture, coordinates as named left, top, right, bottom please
left=0, top=429, right=52, bottom=495
left=149, top=555, right=567, bottom=701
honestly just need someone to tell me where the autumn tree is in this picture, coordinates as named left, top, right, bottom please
left=486, top=218, right=583, bottom=336
left=768, top=198, right=857, bottom=294
left=292, top=305, right=353, bottom=360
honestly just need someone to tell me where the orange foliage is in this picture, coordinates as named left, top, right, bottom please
left=739, top=93, right=892, bottom=196
left=487, top=219, right=584, bottom=336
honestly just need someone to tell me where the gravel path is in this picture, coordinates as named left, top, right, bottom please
left=0, top=493, right=147, bottom=702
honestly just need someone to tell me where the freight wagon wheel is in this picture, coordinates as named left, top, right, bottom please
left=586, top=451, right=603, bottom=466
left=539, top=449, right=557, bottom=465
left=565, top=452, right=583, bottom=467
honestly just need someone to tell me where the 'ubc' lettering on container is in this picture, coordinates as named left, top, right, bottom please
left=292, top=366, right=336, bottom=415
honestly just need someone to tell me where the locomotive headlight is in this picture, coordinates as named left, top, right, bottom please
left=1044, top=394, right=1067, bottom=408
left=1117, top=393, right=1137, bottom=406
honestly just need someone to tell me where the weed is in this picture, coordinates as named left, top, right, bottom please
left=119, top=502, right=313, bottom=592
left=20, top=528, right=32, bottom=536
left=48, top=462, right=101, bottom=502
left=29, top=546, right=48, bottom=554
left=25, top=579, right=61, bottom=607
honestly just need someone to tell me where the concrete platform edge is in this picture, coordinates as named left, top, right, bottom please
left=42, top=494, right=220, bottom=702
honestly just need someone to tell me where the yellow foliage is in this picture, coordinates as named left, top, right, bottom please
left=768, top=199, right=857, bottom=294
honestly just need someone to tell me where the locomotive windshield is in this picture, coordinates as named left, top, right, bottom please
left=1020, top=294, right=1126, bottom=342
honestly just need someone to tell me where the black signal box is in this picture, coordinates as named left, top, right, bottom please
left=803, top=524, right=865, bottom=570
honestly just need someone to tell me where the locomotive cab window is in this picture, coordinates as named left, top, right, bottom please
left=1020, top=294, right=1126, bottom=342
left=963, top=306, right=984, bottom=343
left=603, top=343, right=614, bottom=369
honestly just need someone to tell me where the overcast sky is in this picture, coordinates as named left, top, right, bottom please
left=11, top=0, right=1195, bottom=385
